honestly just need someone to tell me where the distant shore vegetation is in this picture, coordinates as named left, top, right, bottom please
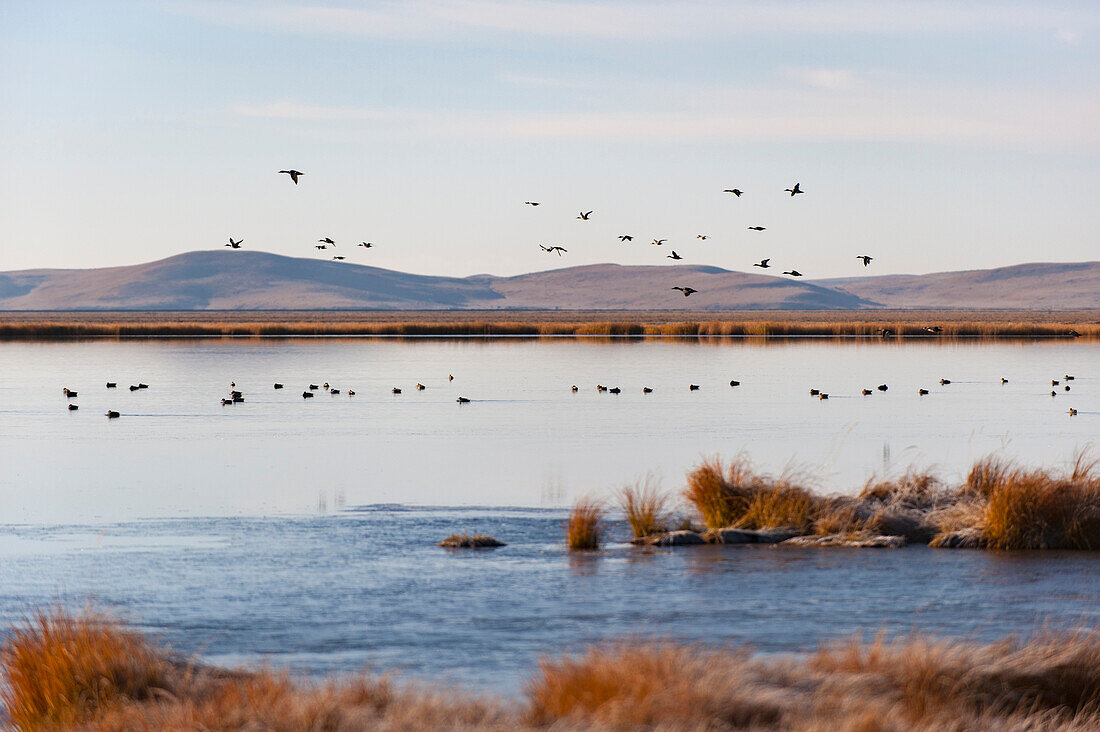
left=0, top=309, right=1097, bottom=339
left=6, top=607, right=1100, bottom=730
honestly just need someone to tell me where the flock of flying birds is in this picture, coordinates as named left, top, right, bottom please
left=218, top=171, right=876, bottom=297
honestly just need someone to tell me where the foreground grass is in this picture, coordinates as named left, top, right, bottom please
left=1, top=309, right=1097, bottom=339
left=682, top=454, right=1100, bottom=550
left=6, top=609, right=1100, bottom=730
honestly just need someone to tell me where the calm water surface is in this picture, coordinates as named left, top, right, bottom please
left=0, top=337, right=1096, bottom=690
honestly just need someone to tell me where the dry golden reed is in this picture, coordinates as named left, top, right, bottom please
left=566, top=498, right=605, bottom=550
left=616, top=477, right=669, bottom=538
left=1, top=311, right=1097, bottom=340
left=8, top=609, right=1100, bottom=730
left=678, top=453, right=1100, bottom=551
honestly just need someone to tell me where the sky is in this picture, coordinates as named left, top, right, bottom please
left=1, top=0, right=1097, bottom=279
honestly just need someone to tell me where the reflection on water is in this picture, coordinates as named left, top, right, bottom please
left=1, top=508, right=1098, bottom=692
left=0, top=337, right=1094, bottom=523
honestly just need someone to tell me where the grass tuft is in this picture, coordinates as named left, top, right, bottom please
left=0, top=607, right=171, bottom=729
left=566, top=498, right=605, bottom=550
left=616, top=477, right=669, bottom=539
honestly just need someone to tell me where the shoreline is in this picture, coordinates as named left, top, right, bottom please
left=1, top=308, right=1097, bottom=339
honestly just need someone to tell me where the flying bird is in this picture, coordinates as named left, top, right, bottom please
left=332, top=256, right=346, bottom=260
left=785, top=183, right=803, bottom=196
left=577, top=211, right=592, bottom=220
left=524, top=201, right=540, bottom=206
left=547, top=246, right=567, bottom=256
left=753, top=258, right=771, bottom=269
left=724, top=188, right=743, bottom=197
left=782, top=270, right=802, bottom=277
left=857, top=255, right=873, bottom=267
left=359, top=242, right=373, bottom=248
left=652, top=238, right=667, bottom=246
left=315, top=245, right=327, bottom=250
left=667, top=251, right=683, bottom=260
left=697, top=234, right=709, bottom=240
left=319, top=237, right=335, bottom=245
left=747, top=226, right=766, bottom=231
left=278, top=169, right=303, bottom=184
left=618, top=235, right=633, bottom=242
left=671, top=286, right=698, bottom=297
left=226, top=238, right=243, bottom=249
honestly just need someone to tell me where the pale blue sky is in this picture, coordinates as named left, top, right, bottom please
left=2, top=1, right=1097, bottom=278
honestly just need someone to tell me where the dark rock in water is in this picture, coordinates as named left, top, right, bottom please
left=437, top=534, right=505, bottom=548
left=632, top=530, right=706, bottom=547
left=705, top=528, right=804, bottom=544
left=929, top=528, right=988, bottom=549
left=782, top=534, right=907, bottom=548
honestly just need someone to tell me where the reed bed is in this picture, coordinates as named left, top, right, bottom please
left=566, top=498, right=605, bottom=550
left=1, top=314, right=1097, bottom=339
left=680, top=454, right=1100, bottom=550
left=7, top=608, right=1100, bottom=730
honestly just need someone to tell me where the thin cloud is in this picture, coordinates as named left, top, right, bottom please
left=231, top=86, right=1100, bottom=147
left=172, top=1, right=1096, bottom=40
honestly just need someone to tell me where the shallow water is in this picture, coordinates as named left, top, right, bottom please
left=1, top=508, right=1099, bottom=693
left=0, top=337, right=1096, bottom=690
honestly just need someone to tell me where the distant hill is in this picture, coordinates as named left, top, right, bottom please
left=0, top=251, right=1095, bottom=310
left=813, top=261, right=1100, bottom=309
left=0, top=251, right=870, bottom=310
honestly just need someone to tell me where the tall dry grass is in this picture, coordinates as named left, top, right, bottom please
left=0, top=608, right=171, bottom=730
left=980, top=454, right=1100, bottom=550
left=616, top=477, right=669, bottom=538
left=7, top=608, right=1100, bottom=730
left=566, top=498, right=605, bottom=550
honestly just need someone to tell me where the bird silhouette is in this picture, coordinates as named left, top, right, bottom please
left=697, top=234, right=708, bottom=240
left=106, top=382, right=117, bottom=388
left=748, top=226, right=766, bottom=231
left=924, top=326, right=943, bottom=333
left=577, top=211, right=592, bottom=220
left=753, top=258, right=771, bottom=269
left=359, top=242, right=373, bottom=248
left=457, top=396, right=471, bottom=403
left=315, top=244, right=327, bottom=250
left=724, top=188, right=743, bottom=197
left=919, top=389, right=929, bottom=396
left=857, top=255, right=873, bottom=267
left=524, top=201, right=540, bottom=206
left=785, top=183, right=803, bottom=196
left=618, top=235, right=633, bottom=242
left=782, top=270, right=802, bottom=277
left=652, top=238, right=667, bottom=246
left=540, top=245, right=567, bottom=256
left=106, top=410, right=120, bottom=418
left=671, top=286, right=698, bottom=297
left=667, top=251, right=683, bottom=260
left=319, top=237, right=335, bottom=245
left=278, top=169, right=303, bottom=184
left=332, top=256, right=346, bottom=261
left=226, top=237, right=243, bottom=249
left=302, top=391, right=314, bottom=399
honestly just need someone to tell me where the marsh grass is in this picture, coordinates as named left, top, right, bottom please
left=0, top=607, right=171, bottom=730
left=566, top=498, right=605, bottom=550
left=680, top=454, right=1100, bottom=551
left=9, top=609, right=1100, bottom=730
left=616, top=477, right=669, bottom=538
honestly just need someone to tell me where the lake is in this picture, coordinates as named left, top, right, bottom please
left=0, top=337, right=1095, bottom=690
